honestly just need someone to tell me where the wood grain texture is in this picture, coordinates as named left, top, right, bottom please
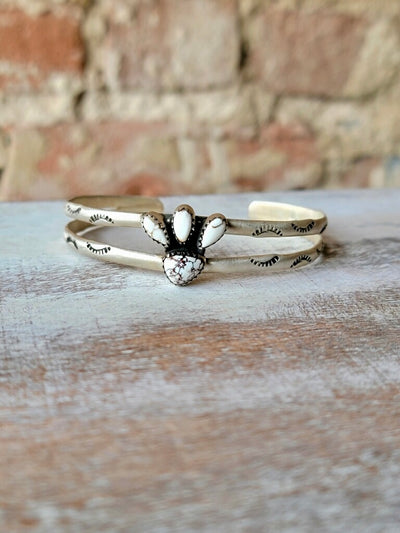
left=0, top=189, right=399, bottom=533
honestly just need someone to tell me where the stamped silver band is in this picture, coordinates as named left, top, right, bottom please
left=65, top=195, right=327, bottom=286
left=65, top=196, right=328, bottom=237
left=65, top=219, right=323, bottom=273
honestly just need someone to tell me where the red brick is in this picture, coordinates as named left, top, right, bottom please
left=2, top=119, right=325, bottom=200
left=2, top=121, right=185, bottom=200
left=123, top=173, right=171, bottom=197
left=341, top=157, right=381, bottom=188
left=0, top=8, right=84, bottom=91
left=229, top=122, right=321, bottom=191
left=248, top=8, right=368, bottom=97
left=101, top=0, right=239, bottom=90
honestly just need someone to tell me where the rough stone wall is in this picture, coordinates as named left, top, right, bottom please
left=0, top=0, right=400, bottom=200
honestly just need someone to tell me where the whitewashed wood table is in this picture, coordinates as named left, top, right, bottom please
left=1, top=189, right=399, bottom=533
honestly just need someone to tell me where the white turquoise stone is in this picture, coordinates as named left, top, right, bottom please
left=142, top=214, right=168, bottom=246
left=173, top=207, right=193, bottom=242
left=200, top=216, right=226, bottom=248
left=141, top=204, right=227, bottom=286
left=163, top=254, right=204, bottom=286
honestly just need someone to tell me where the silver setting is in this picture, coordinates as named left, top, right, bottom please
left=141, top=204, right=226, bottom=286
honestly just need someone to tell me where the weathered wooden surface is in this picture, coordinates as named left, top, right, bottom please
left=0, top=189, right=399, bottom=533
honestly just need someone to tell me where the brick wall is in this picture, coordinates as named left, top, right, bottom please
left=1, top=0, right=400, bottom=200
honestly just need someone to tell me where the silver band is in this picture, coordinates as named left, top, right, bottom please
left=65, top=220, right=323, bottom=271
left=66, top=196, right=328, bottom=237
left=64, top=196, right=327, bottom=286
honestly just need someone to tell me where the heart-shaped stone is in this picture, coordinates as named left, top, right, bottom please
left=163, top=253, right=205, bottom=286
